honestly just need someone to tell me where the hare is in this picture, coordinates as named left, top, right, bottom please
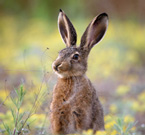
left=50, top=9, right=108, bottom=134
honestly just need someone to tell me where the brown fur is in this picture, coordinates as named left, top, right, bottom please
left=50, top=76, right=104, bottom=134
left=50, top=10, right=108, bottom=134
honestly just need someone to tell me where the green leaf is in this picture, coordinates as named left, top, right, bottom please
left=117, top=117, right=123, bottom=127
left=15, top=88, right=19, bottom=97
left=126, top=121, right=137, bottom=133
left=10, top=96, right=17, bottom=107
left=114, top=124, right=122, bottom=133
left=20, top=85, right=23, bottom=101
left=10, top=108, right=16, bottom=123
left=18, top=112, right=26, bottom=124
left=20, top=85, right=26, bottom=101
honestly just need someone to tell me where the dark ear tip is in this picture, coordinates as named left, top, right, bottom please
left=98, top=13, right=109, bottom=19
left=59, top=9, right=63, bottom=12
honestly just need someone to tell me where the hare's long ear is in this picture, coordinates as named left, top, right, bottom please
left=58, top=9, right=77, bottom=47
left=80, top=13, right=108, bottom=51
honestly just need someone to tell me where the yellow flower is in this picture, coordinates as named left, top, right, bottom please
left=116, top=85, right=130, bottom=96
left=109, top=104, right=117, bottom=114
left=96, top=130, right=106, bottom=135
left=124, top=115, right=134, bottom=123
left=105, top=121, right=116, bottom=130
left=111, top=130, right=117, bottom=135
left=138, top=91, right=145, bottom=103
left=131, top=126, right=136, bottom=131
left=0, top=90, right=9, bottom=100
left=83, top=129, right=93, bottom=135
left=131, top=101, right=140, bottom=111
left=104, top=115, right=112, bottom=122
left=28, top=113, right=47, bottom=127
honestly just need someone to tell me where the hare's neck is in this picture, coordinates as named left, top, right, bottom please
left=57, top=76, right=87, bottom=86
left=55, top=76, right=87, bottom=99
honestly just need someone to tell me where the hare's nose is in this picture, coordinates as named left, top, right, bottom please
left=54, top=63, right=61, bottom=71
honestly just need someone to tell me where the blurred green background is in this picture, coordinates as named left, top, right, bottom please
left=0, top=0, right=145, bottom=134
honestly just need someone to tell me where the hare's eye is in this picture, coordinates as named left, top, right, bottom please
left=72, top=54, right=79, bottom=60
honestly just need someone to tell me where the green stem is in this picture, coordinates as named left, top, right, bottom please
left=13, top=108, right=20, bottom=135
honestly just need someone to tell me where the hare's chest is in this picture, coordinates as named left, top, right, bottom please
left=64, top=82, right=85, bottom=104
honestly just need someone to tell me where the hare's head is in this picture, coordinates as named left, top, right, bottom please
left=52, top=9, right=108, bottom=78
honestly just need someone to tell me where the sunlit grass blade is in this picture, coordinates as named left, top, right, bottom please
left=3, top=122, right=12, bottom=135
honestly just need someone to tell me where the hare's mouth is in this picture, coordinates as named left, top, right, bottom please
left=53, top=66, right=59, bottom=72
left=53, top=66, right=71, bottom=78
left=53, top=65, right=68, bottom=77
left=54, top=70, right=71, bottom=78
left=53, top=66, right=66, bottom=73
left=53, top=62, right=70, bottom=72
left=54, top=69, right=62, bottom=73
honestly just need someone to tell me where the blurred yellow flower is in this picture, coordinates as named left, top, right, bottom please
left=109, top=104, right=117, bottom=114
left=28, top=113, right=46, bottom=127
left=96, top=130, right=106, bottom=135
left=0, top=90, right=9, bottom=100
left=124, top=115, right=134, bottom=123
left=111, top=130, right=117, bottom=135
left=105, top=121, right=116, bottom=130
left=131, top=101, right=140, bottom=111
left=104, top=115, right=112, bottom=122
left=83, top=129, right=93, bottom=135
left=116, top=85, right=130, bottom=96
left=138, top=91, right=145, bottom=103
left=131, top=126, right=136, bottom=131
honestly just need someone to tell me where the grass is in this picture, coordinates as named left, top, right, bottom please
left=1, top=85, right=45, bottom=135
